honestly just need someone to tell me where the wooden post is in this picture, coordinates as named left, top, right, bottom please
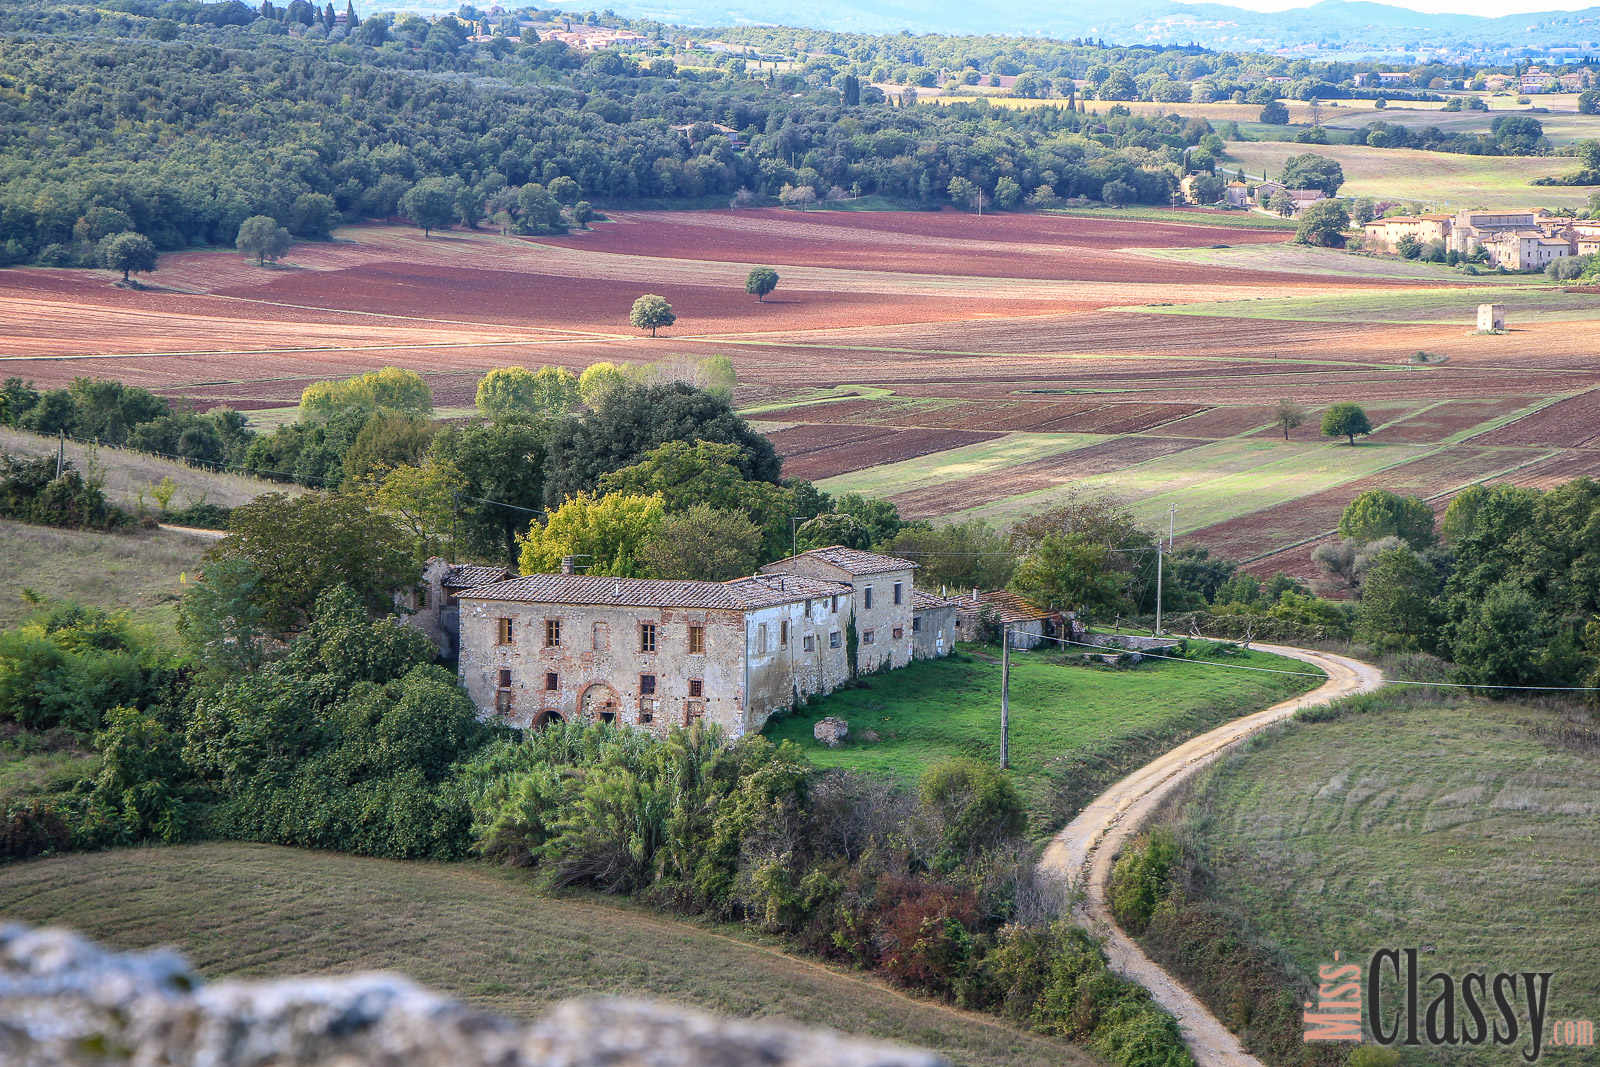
left=1000, top=623, right=1010, bottom=770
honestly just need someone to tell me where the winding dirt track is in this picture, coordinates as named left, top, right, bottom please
left=1038, top=644, right=1385, bottom=1067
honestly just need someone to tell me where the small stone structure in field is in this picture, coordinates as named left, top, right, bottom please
left=0, top=924, right=944, bottom=1067
left=814, top=716, right=850, bottom=746
left=1477, top=303, right=1505, bottom=332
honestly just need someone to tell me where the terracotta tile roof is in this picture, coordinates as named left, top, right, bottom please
left=458, top=572, right=850, bottom=610
left=952, top=589, right=1050, bottom=624
left=442, top=564, right=515, bottom=590
left=723, top=573, right=853, bottom=608
left=761, top=545, right=918, bottom=576
left=911, top=589, right=956, bottom=610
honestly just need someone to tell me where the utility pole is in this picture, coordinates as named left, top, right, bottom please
left=1154, top=503, right=1177, bottom=635
left=56, top=429, right=64, bottom=479
left=999, top=623, right=1010, bottom=769
left=789, top=516, right=805, bottom=559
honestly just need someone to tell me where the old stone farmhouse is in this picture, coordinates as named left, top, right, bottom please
left=449, top=546, right=948, bottom=739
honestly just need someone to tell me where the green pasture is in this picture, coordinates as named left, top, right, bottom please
left=1174, top=695, right=1600, bottom=1064
left=815, top=431, right=1104, bottom=497
left=1119, top=284, right=1600, bottom=325
left=1127, top=243, right=1532, bottom=282
left=764, top=647, right=1320, bottom=829
left=959, top=436, right=1424, bottom=530
left=1224, top=141, right=1598, bottom=210
left=1321, top=103, right=1600, bottom=144
left=1039, top=205, right=1298, bottom=229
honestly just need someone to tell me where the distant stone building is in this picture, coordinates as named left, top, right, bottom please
left=455, top=571, right=853, bottom=737
left=910, top=590, right=958, bottom=660
left=1225, top=180, right=1250, bottom=208
left=1477, top=303, right=1505, bottom=331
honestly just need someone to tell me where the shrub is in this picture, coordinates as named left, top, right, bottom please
left=1108, top=827, right=1178, bottom=933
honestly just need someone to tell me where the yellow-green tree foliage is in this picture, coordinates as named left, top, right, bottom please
left=475, top=365, right=580, bottom=421
left=577, top=361, right=633, bottom=408
left=517, top=492, right=664, bottom=577
left=300, top=367, right=432, bottom=423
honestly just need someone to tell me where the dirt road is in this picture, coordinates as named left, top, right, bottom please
left=1038, top=644, right=1384, bottom=1067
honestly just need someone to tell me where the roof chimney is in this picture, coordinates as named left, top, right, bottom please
left=561, top=556, right=575, bottom=575
left=613, top=579, right=622, bottom=598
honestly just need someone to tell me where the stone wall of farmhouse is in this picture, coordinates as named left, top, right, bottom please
left=912, top=605, right=957, bottom=660
left=458, top=602, right=750, bottom=737
left=743, top=596, right=852, bottom=729
left=773, top=560, right=915, bottom=673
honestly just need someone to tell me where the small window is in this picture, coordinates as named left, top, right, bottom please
left=545, top=618, right=561, bottom=648
left=496, top=618, right=513, bottom=645
left=756, top=623, right=768, bottom=652
left=640, top=622, right=657, bottom=653
left=829, top=631, right=841, bottom=648
left=593, top=622, right=609, bottom=651
left=497, top=668, right=512, bottom=688
left=804, top=598, right=812, bottom=615
left=688, top=678, right=704, bottom=697
left=684, top=701, right=703, bottom=726
left=639, top=699, right=655, bottom=724
left=688, top=624, right=705, bottom=655
left=600, top=711, right=616, bottom=724
left=830, top=595, right=838, bottom=613
left=780, top=620, right=788, bottom=648
left=419, top=586, right=429, bottom=609
left=545, top=672, right=558, bottom=691
left=803, top=634, right=815, bottom=652
left=495, top=690, right=514, bottom=715
left=893, top=582, right=903, bottom=605
left=864, top=586, right=874, bottom=609
left=912, top=616, right=922, bottom=633
left=639, top=673, right=656, bottom=695
left=892, top=626, right=903, bottom=639
left=862, top=629, right=876, bottom=645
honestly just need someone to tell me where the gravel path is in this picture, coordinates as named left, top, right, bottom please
left=1038, top=643, right=1384, bottom=1067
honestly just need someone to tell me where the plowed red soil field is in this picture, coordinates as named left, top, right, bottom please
left=1469, top=391, right=1600, bottom=448
left=1494, top=448, right=1600, bottom=490
left=537, top=210, right=1418, bottom=287
left=892, top=436, right=1209, bottom=519
left=769, top=424, right=1003, bottom=480
left=1364, top=398, right=1536, bottom=443
left=1188, top=447, right=1549, bottom=574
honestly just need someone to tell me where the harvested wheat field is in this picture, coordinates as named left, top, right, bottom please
left=5, top=205, right=1600, bottom=564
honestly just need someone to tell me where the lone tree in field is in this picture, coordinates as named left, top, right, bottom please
left=399, top=181, right=456, bottom=237
left=236, top=215, right=292, bottom=266
left=630, top=294, right=676, bottom=337
left=1272, top=399, right=1307, bottom=440
left=745, top=267, right=779, bottom=302
left=1322, top=402, right=1372, bottom=445
left=97, top=232, right=157, bottom=283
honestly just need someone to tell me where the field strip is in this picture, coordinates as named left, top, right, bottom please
left=1452, top=390, right=1585, bottom=443
left=814, top=432, right=1107, bottom=496
left=1228, top=447, right=1561, bottom=565
left=961, top=439, right=1422, bottom=530
left=1039, top=645, right=1385, bottom=1067
left=0, top=338, right=634, bottom=362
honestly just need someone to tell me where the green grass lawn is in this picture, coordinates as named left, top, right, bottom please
left=0, top=843, right=1095, bottom=1067
left=0, top=519, right=207, bottom=636
left=763, top=647, right=1321, bottom=831
left=1224, top=141, right=1598, bottom=210
left=1169, top=695, right=1600, bottom=1065
left=1038, top=205, right=1298, bottom=230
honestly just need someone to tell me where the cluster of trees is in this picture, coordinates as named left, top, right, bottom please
left=1, top=376, right=253, bottom=471
left=1352, top=114, right=1548, bottom=155
left=0, top=4, right=1274, bottom=267
left=1312, top=481, right=1600, bottom=689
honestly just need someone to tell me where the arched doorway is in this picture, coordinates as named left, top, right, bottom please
left=531, top=709, right=565, bottom=730
left=579, top=683, right=621, bottom=725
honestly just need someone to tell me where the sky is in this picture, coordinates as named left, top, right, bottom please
left=1175, top=0, right=1597, bottom=15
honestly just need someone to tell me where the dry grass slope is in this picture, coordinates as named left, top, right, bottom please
left=0, top=843, right=1098, bottom=1067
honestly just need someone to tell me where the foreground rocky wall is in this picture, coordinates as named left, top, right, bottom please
left=0, top=924, right=945, bottom=1067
